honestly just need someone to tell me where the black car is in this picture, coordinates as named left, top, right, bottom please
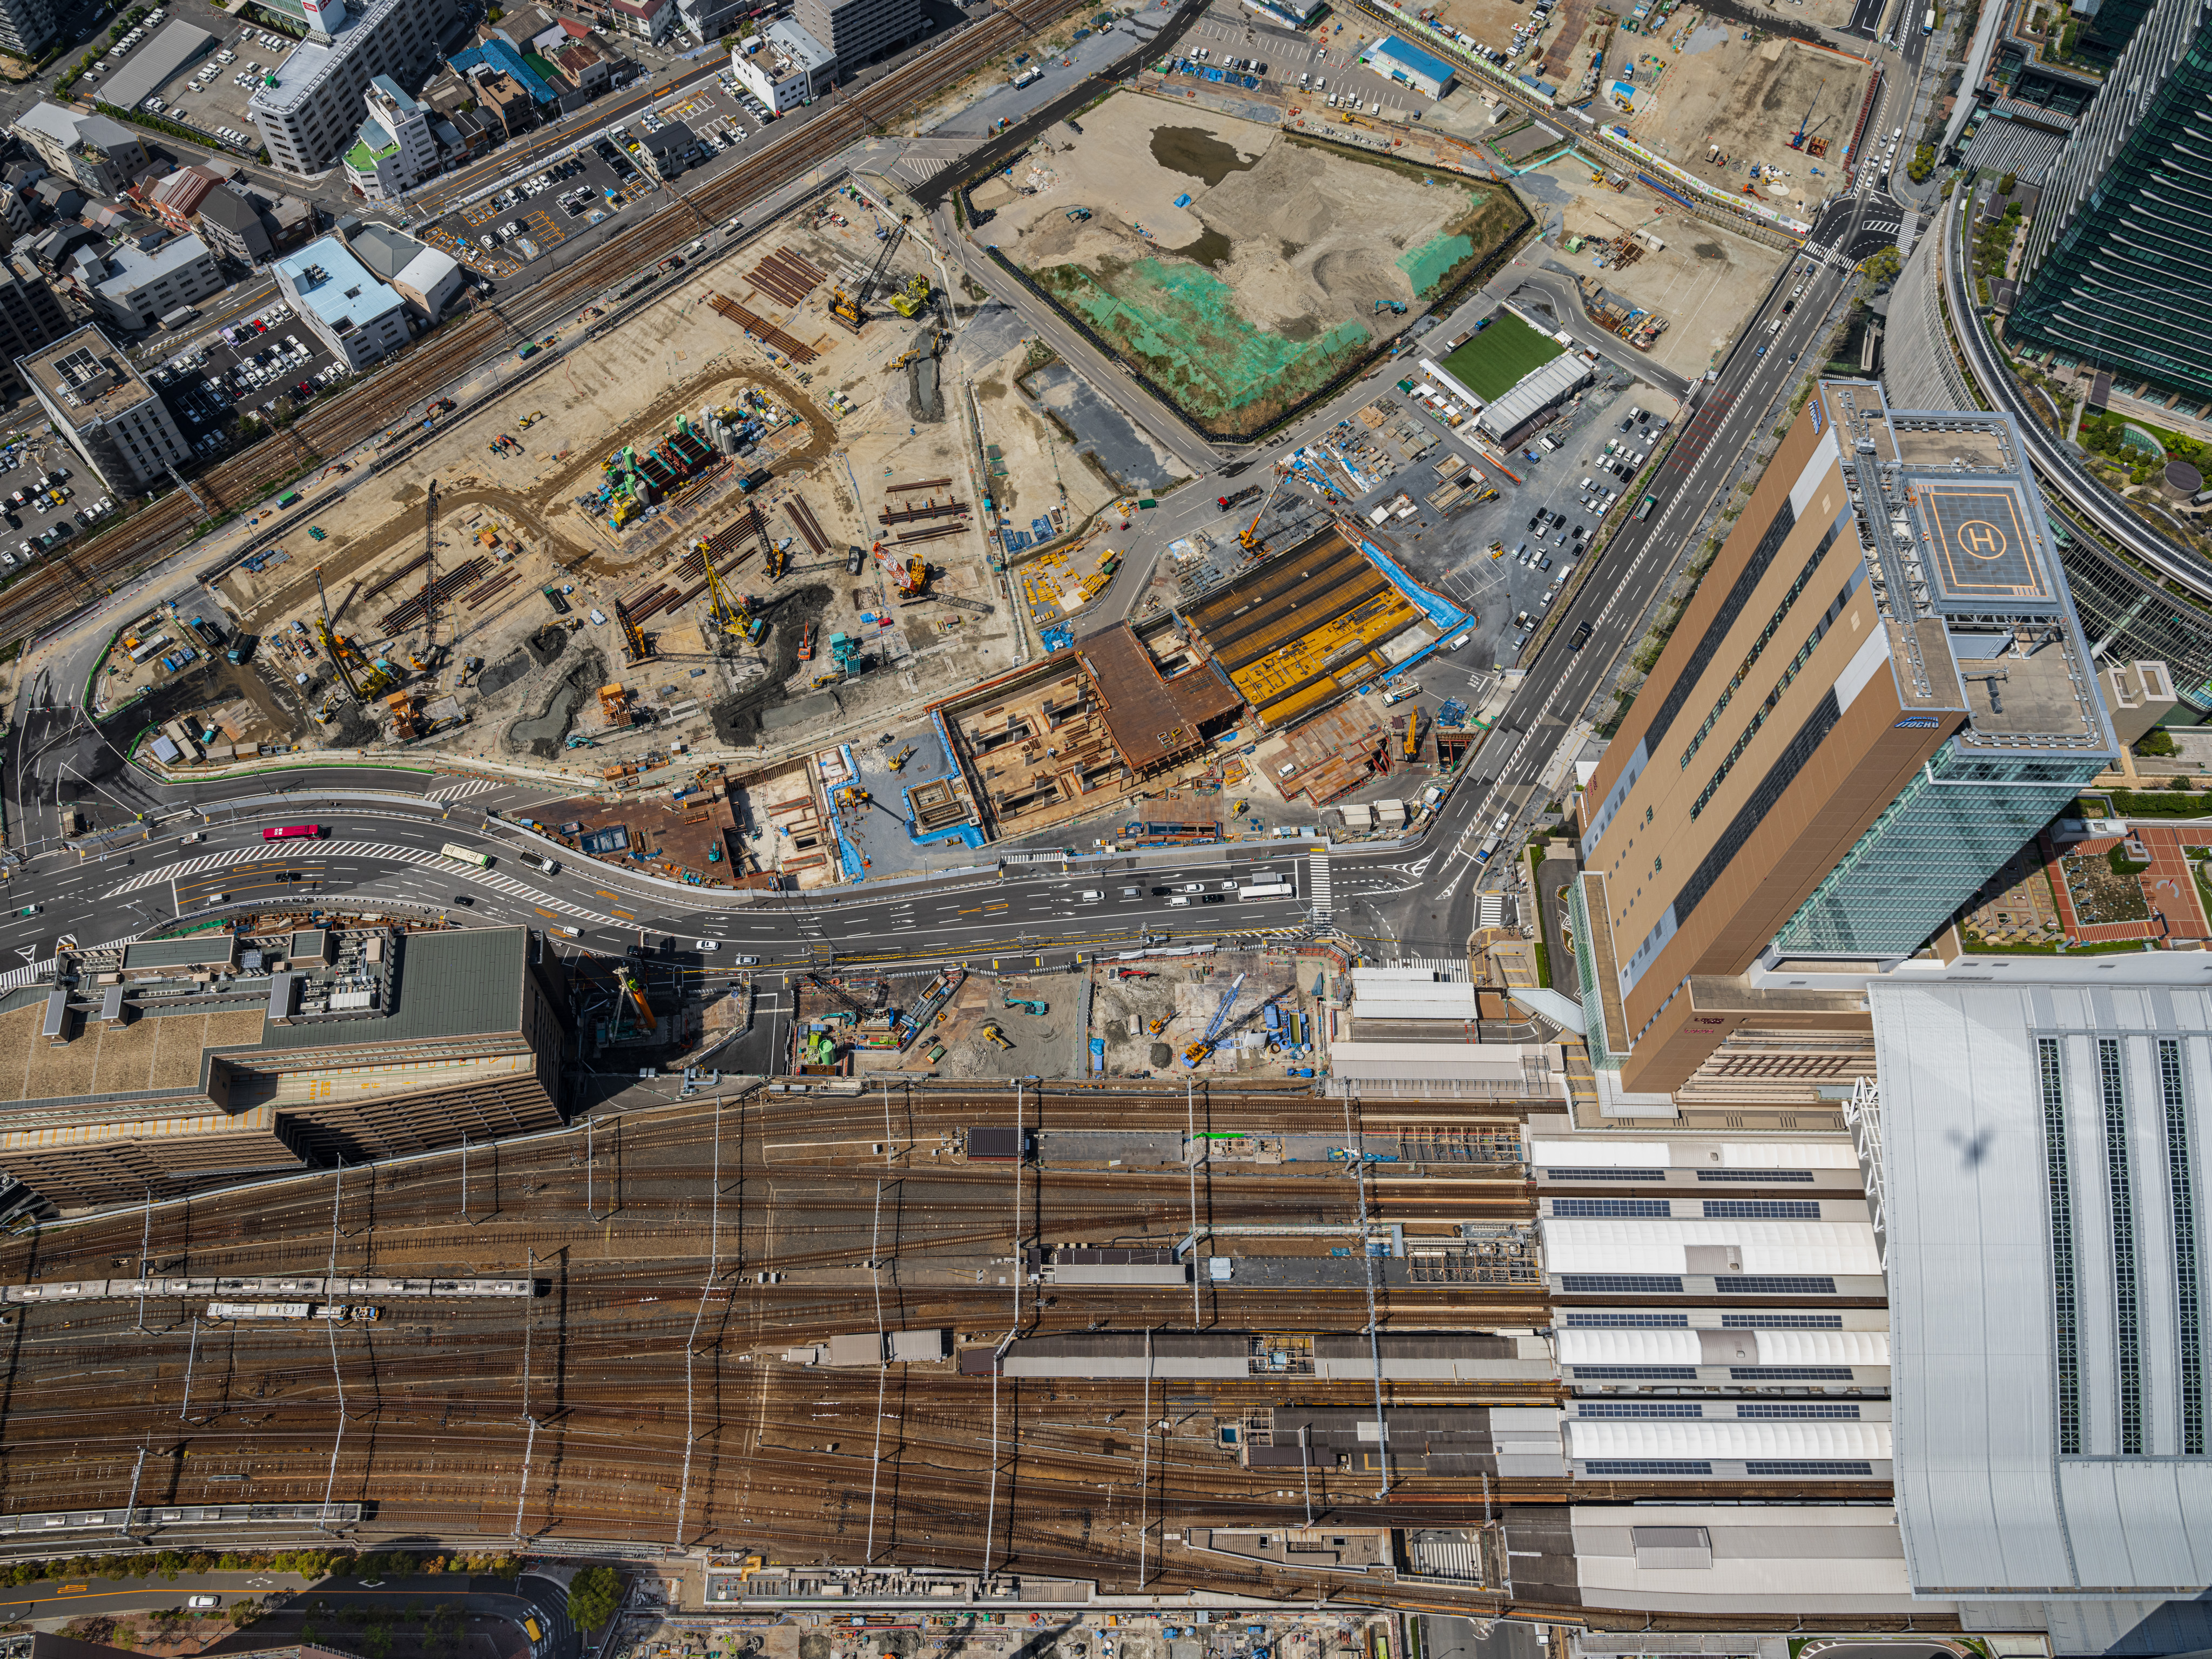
left=452, top=894, right=475, bottom=906
left=1527, top=514, right=1540, bottom=529
left=1199, top=893, right=1225, bottom=903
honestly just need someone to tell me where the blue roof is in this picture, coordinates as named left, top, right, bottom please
left=275, top=234, right=403, bottom=333
left=1370, top=33, right=1456, bottom=83
left=448, top=38, right=556, bottom=103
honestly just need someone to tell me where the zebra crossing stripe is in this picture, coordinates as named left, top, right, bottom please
left=427, top=778, right=501, bottom=802
left=102, top=842, right=625, bottom=927
left=1307, top=850, right=1333, bottom=920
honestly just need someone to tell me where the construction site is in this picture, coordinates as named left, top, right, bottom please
left=1614, top=27, right=1876, bottom=219
left=123, top=187, right=1034, bottom=801
left=1531, top=155, right=1791, bottom=381
left=993, top=95, right=1523, bottom=435
left=768, top=948, right=1331, bottom=1084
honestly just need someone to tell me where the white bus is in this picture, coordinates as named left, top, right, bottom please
left=440, top=843, right=491, bottom=869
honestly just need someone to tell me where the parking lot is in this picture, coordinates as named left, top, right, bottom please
left=0, top=437, right=113, bottom=575
left=420, top=67, right=776, bottom=279
left=77, top=0, right=299, bottom=159
left=146, top=298, right=349, bottom=453
left=1335, top=376, right=1671, bottom=706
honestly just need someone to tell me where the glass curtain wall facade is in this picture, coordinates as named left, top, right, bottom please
left=2012, top=0, right=2212, bottom=407
left=2058, top=528, right=2212, bottom=714
left=1771, top=741, right=2109, bottom=955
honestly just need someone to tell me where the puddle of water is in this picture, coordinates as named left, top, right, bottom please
left=1150, top=125, right=1262, bottom=187
left=1682, top=20, right=1731, bottom=51
left=1174, top=225, right=1234, bottom=269
left=1026, top=362, right=1178, bottom=493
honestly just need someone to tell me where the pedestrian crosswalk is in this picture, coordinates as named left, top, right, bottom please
left=426, top=777, right=502, bottom=802
left=1390, top=956, right=1470, bottom=981
left=99, top=840, right=624, bottom=927
left=1307, top=849, right=1332, bottom=920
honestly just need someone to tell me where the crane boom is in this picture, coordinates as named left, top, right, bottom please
left=313, top=565, right=363, bottom=702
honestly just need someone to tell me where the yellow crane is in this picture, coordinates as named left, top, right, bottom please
left=1239, top=468, right=1288, bottom=552
left=313, top=565, right=362, bottom=703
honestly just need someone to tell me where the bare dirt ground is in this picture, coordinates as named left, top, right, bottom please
left=996, top=92, right=1520, bottom=434
left=190, top=192, right=1024, bottom=778
left=1532, top=156, right=1790, bottom=379
left=1621, top=26, right=1874, bottom=214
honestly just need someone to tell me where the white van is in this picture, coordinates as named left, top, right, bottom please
left=1078, top=889, right=1104, bottom=901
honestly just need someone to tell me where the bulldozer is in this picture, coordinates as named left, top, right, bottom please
left=981, top=1022, right=1013, bottom=1050
left=1146, top=1016, right=1168, bottom=1036
left=827, top=286, right=864, bottom=332
left=889, top=744, right=916, bottom=772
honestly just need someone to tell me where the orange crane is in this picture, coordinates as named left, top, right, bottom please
left=619, top=967, right=657, bottom=1034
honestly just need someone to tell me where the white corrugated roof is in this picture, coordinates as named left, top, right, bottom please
left=1326, top=1040, right=1526, bottom=1081
left=1532, top=1138, right=1857, bottom=1169
left=1540, top=1217, right=1883, bottom=1276
left=1756, top=1328, right=1890, bottom=1366
left=1566, top=1419, right=1893, bottom=1461
left=1533, top=1139, right=1669, bottom=1168
left=1556, top=1328, right=1700, bottom=1365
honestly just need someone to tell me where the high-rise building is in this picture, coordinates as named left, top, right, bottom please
left=2011, top=0, right=2212, bottom=406
left=1570, top=381, right=2116, bottom=1100
left=793, top=0, right=918, bottom=71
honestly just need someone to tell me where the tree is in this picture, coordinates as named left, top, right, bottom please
left=1860, top=245, right=1902, bottom=285
left=2138, top=727, right=2178, bottom=757
left=567, top=1567, right=622, bottom=1633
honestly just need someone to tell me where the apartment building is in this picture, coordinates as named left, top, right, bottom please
left=0, top=0, right=58, bottom=58
left=16, top=323, right=192, bottom=490
left=1569, top=381, right=2117, bottom=1102
left=248, top=0, right=458, bottom=177
left=0, top=269, right=68, bottom=406
left=342, top=75, right=442, bottom=200
left=793, top=0, right=916, bottom=68
left=10, top=103, right=149, bottom=195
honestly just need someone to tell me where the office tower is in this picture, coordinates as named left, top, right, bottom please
left=1570, top=381, right=2116, bottom=1098
left=2011, top=0, right=2212, bottom=406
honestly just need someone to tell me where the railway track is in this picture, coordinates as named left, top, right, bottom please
left=0, top=0, right=1089, bottom=653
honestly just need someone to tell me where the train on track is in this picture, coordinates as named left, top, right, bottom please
left=0, top=1502, right=362, bottom=1537
left=3, top=1275, right=538, bottom=1305
left=206, top=1301, right=380, bottom=1321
